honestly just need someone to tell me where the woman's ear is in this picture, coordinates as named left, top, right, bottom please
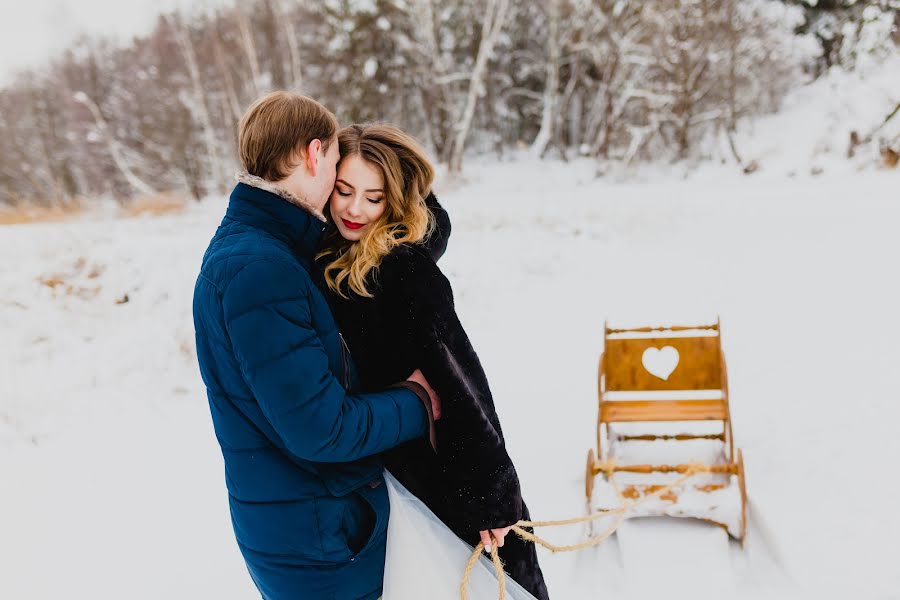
left=306, top=139, right=322, bottom=176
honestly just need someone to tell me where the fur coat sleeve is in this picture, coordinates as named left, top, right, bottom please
left=423, top=191, right=451, bottom=262
left=385, top=246, right=524, bottom=532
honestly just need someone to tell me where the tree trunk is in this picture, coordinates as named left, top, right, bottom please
left=172, top=14, right=226, bottom=193
left=274, top=0, right=303, bottom=91
left=531, top=0, right=560, bottom=157
left=724, top=0, right=743, bottom=165
left=212, top=32, right=244, bottom=126
left=449, top=0, right=511, bottom=174
left=413, top=0, right=454, bottom=163
left=235, top=6, right=262, bottom=97
left=73, top=91, right=156, bottom=197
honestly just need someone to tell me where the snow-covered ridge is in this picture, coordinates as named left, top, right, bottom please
left=710, top=54, right=900, bottom=175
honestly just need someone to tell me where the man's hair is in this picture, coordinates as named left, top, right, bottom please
left=238, top=92, right=338, bottom=181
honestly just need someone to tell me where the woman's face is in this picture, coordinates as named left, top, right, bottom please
left=329, top=154, right=387, bottom=241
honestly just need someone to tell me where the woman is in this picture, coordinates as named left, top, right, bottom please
left=316, top=124, right=550, bottom=600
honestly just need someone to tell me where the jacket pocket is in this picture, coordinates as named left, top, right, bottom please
left=342, top=492, right=376, bottom=556
left=317, top=480, right=388, bottom=563
left=314, top=493, right=365, bottom=561
left=229, top=496, right=327, bottom=564
left=349, top=480, right=389, bottom=560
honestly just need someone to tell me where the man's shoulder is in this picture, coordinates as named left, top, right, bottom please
left=201, top=221, right=306, bottom=289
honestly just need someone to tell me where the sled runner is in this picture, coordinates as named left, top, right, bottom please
left=585, top=318, right=748, bottom=542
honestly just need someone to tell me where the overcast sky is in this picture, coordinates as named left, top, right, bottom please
left=0, top=0, right=232, bottom=85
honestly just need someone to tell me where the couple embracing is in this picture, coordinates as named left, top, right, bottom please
left=193, top=92, right=549, bottom=600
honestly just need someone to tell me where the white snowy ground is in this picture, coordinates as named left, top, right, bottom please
left=2, top=156, right=898, bottom=599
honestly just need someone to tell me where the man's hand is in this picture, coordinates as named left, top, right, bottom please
left=479, top=526, right=513, bottom=553
left=407, top=368, right=441, bottom=420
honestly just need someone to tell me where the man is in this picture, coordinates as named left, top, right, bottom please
left=193, top=92, right=438, bottom=600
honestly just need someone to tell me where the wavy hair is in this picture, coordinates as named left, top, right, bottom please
left=318, top=124, right=435, bottom=298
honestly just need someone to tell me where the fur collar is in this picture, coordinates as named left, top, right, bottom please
left=236, top=172, right=327, bottom=223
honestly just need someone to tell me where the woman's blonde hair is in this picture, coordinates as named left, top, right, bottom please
left=318, top=124, right=435, bottom=298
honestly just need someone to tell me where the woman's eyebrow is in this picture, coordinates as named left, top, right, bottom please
left=336, top=178, right=383, bottom=193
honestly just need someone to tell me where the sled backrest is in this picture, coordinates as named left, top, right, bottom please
left=599, top=321, right=728, bottom=423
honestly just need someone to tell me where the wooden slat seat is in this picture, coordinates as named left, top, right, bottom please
left=600, top=399, right=728, bottom=423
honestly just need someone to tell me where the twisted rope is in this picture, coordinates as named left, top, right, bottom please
left=459, top=460, right=716, bottom=599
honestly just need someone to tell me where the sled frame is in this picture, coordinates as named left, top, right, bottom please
left=584, top=318, right=748, bottom=542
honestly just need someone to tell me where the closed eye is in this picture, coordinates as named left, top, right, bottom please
left=336, top=190, right=351, bottom=197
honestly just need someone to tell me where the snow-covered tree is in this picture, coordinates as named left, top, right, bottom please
left=0, top=0, right=890, bottom=207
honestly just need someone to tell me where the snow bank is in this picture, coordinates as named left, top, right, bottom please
left=718, top=54, right=900, bottom=175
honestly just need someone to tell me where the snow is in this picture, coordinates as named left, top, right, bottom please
left=364, top=57, right=379, bottom=78
left=710, top=54, right=900, bottom=176
left=2, top=157, right=897, bottom=599
left=3, top=49, right=900, bottom=597
left=433, top=159, right=899, bottom=599
left=592, top=436, right=744, bottom=538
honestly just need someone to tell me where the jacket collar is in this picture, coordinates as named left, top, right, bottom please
left=225, top=178, right=327, bottom=259
left=235, top=172, right=327, bottom=222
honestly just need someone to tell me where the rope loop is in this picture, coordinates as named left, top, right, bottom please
left=459, top=460, right=720, bottom=599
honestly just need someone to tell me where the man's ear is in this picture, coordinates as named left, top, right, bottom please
left=306, top=139, right=322, bottom=177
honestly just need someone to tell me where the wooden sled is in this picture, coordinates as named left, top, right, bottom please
left=585, top=318, right=748, bottom=543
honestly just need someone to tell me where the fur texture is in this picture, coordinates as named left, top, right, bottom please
left=235, top=171, right=327, bottom=222
left=318, top=197, right=549, bottom=599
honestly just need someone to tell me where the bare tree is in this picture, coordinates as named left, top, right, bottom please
left=410, top=0, right=456, bottom=162
left=531, top=0, right=560, bottom=157
left=235, top=5, right=263, bottom=97
left=171, top=12, right=226, bottom=192
left=73, top=91, right=156, bottom=197
left=212, top=19, right=246, bottom=126
left=0, top=0, right=836, bottom=207
left=274, top=0, right=303, bottom=91
left=448, top=0, right=511, bottom=173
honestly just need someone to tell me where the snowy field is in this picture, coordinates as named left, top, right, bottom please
left=2, top=155, right=898, bottom=599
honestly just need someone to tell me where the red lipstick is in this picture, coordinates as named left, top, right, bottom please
left=341, top=219, right=365, bottom=230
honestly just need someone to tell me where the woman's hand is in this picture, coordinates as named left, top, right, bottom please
left=479, top=526, right=513, bottom=553
left=407, top=368, right=441, bottom=420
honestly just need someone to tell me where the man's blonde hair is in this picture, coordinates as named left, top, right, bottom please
left=238, top=92, right=338, bottom=181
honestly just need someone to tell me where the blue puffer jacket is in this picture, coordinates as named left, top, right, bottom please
left=193, top=182, right=429, bottom=600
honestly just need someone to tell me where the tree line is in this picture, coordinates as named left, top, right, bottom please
left=0, top=0, right=895, bottom=208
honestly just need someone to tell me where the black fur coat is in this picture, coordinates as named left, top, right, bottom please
left=320, top=196, right=523, bottom=532
left=317, top=196, right=550, bottom=599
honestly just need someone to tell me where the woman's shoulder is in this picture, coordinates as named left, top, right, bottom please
left=377, top=243, right=449, bottom=293
left=380, top=243, right=438, bottom=271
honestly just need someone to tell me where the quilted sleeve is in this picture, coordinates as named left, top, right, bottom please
left=222, top=258, right=429, bottom=463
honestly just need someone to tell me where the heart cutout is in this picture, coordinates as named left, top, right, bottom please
left=642, top=346, right=679, bottom=381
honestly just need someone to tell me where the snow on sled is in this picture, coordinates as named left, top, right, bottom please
left=584, top=319, right=748, bottom=542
